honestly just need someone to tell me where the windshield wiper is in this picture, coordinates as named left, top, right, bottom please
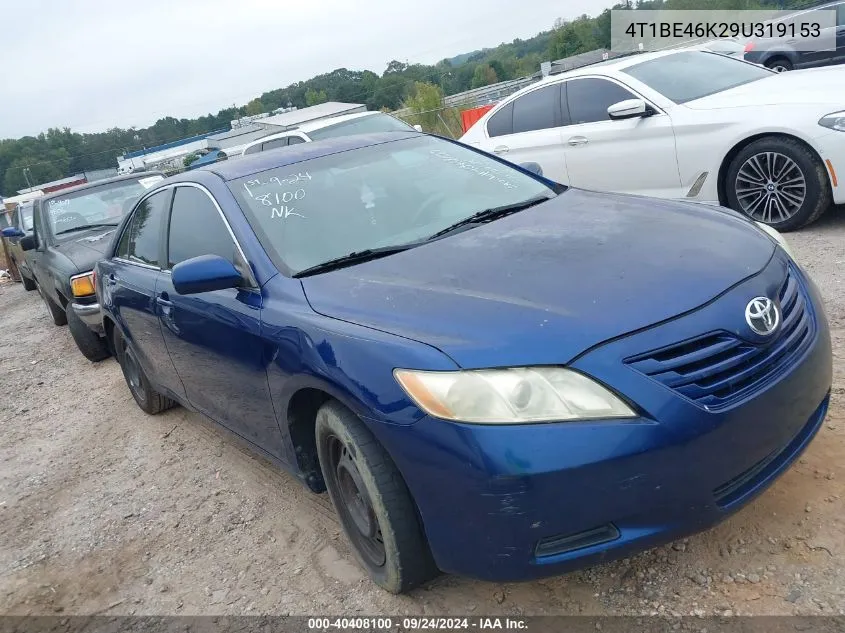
left=55, top=222, right=119, bottom=236
left=294, top=243, right=420, bottom=278
left=426, top=195, right=552, bottom=241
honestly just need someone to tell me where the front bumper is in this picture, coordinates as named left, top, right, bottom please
left=71, top=301, right=105, bottom=336
left=368, top=257, right=832, bottom=582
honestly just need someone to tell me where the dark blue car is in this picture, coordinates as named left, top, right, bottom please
left=96, top=132, right=832, bottom=593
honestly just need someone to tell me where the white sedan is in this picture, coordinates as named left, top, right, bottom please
left=460, top=50, right=845, bottom=230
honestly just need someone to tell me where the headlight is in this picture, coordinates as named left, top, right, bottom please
left=819, top=111, right=845, bottom=132
left=394, top=367, right=636, bottom=424
left=754, top=222, right=796, bottom=259
left=70, top=270, right=96, bottom=297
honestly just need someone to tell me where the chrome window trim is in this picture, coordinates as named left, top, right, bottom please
left=170, top=182, right=259, bottom=290
left=113, top=256, right=160, bottom=271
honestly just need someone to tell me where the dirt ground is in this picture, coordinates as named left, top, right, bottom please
left=1, top=213, right=844, bottom=618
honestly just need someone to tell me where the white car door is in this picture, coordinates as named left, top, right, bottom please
left=475, top=83, right=571, bottom=184
left=561, top=77, right=682, bottom=199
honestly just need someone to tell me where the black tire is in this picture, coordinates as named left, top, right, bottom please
left=765, top=57, right=793, bottom=72
left=67, top=307, right=111, bottom=362
left=113, top=327, right=175, bottom=415
left=36, top=281, right=67, bottom=326
left=21, top=273, right=36, bottom=292
left=315, top=400, right=438, bottom=593
left=725, top=136, right=831, bottom=232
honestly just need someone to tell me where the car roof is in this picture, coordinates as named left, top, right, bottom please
left=203, top=131, right=423, bottom=181
left=239, top=112, right=398, bottom=151
left=39, top=171, right=166, bottom=203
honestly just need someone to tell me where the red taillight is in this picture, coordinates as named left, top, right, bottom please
left=744, top=41, right=755, bottom=53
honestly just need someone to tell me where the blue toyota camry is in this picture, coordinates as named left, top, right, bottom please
left=95, top=132, right=831, bottom=593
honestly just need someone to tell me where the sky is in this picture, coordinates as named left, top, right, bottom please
left=0, top=0, right=611, bottom=139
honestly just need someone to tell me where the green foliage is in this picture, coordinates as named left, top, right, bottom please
left=245, top=99, right=265, bottom=116
left=400, top=82, right=461, bottom=138
left=471, top=64, right=499, bottom=88
left=305, top=88, right=328, bottom=106
left=183, top=153, right=199, bottom=168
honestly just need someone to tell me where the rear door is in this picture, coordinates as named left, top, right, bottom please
left=108, top=189, right=185, bottom=397
left=476, top=83, right=571, bottom=183
left=156, top=184, right=283, bottom=456
left=561, top=77, right=681, bottom=198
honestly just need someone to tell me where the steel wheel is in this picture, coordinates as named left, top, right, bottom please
left=325, top=434, right=386, bottom=568
left=734, top=152, right=806, bottom=224
left=122, top=342, right=147, bottom=407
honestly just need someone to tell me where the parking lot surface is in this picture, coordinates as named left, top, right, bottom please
left=2, top=212, right=844, bottom=617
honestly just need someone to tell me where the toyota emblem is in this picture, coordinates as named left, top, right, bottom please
left=745, top=297, right=780, bottom=336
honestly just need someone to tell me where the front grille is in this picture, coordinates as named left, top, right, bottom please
left=625, top=267, right=814, bottom=409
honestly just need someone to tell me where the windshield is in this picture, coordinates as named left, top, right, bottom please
left=45, top=175, right=164, bottom=237
left=307, top=114, right=416, bottom=141
left=623, top=51, right=773, bottom=103
left=229, top=135, right=556, bottom=275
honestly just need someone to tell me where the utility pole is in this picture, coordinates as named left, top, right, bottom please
left=22, top=167, right=33, bottom=189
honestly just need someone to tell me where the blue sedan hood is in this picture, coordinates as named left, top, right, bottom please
left=301, top=189, right=775, bottom=369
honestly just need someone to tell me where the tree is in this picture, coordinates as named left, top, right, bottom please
left=401, top=82, right=462, bottom=138
left=245, top=99, right=265, bottom=116
left=183, top=153, right=199, bottom=168
left=470, top=64, right=498, bottom=88
left=304, top=88, right=328, bottom=106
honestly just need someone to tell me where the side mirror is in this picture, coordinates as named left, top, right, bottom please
left=172, top=254, right=242, bottom=295
left=20, top=235, right=37, bottom=251
left=1, top=227, right=25, bottom=239
left=413, top=124, right=423, bottom=132
left=608, top=99, right=651, bottom=120
left=519, top=162, right=544, bottom=176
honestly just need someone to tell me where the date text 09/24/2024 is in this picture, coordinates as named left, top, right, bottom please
left=307, top=618, right=528, bottom=631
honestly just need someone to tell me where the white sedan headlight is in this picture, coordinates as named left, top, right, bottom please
left=819, top=111, right=845, bottom=132
left=394, top=367, right=636, bottom=424
left=755, top=221, right=796, bottom=259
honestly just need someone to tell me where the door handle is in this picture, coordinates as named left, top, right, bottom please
left=156, top=295, right=173, bottom=308
left=568, top=136, right=589, bottom=147
left=106, top=273, right=118, bottom=286
left=493, top=145, right=509, bottom=154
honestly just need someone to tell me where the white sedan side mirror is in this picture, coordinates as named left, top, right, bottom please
left=413, top=124, right=423, bottom=132
left=608, top=99, right=651, bottom=120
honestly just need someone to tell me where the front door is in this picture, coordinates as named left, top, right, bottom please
left=108, top=189, right=185, bottom=397
left=561, top=77, right=682, bottom=199
left=157, top=184, right=283, bottom=458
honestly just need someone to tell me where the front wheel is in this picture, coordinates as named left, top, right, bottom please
left=315, top=401, right=438, bottom=593
left=725, top=137, right=831, bottom=231
left=21, top=272, right=36, bottom=292
left=67, top=307, right=111, bottom=362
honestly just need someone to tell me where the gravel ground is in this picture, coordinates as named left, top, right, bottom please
left=1, top=212, right=844, bottom=617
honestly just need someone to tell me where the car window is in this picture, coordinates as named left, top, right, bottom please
left=32, top=203, right=45, bottom=248
left=20, top=204, right=34, bottom=231
left=243, top=143, right=263, bottom=156
left=307, top=113, right=415, bottom=141
left=511, top=84, right=562, bottom=134
left=168, top=186, right=237, bottom=269
left=262, top=138, right=289, bottom=151
left=229, top=135, right=556, bottom=276
left=120, top=190, right=170, bottom=266
left=566, top=78, right=638, bottom=125
left=486, top=101, right=514, bottom=138
left=837, top=3, right=845, bottom=25
left=287, top=136, right=306, bottom=145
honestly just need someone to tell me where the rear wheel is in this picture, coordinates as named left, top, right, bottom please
left=113, top=327, right=175, bottom=414
left=725, top=136, right=831, bottom=231
left=315, top=401, right=438, bottom=593
left=67, top=307, right=111, bottom=362
left=765, top=57, right=792, bottom=72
